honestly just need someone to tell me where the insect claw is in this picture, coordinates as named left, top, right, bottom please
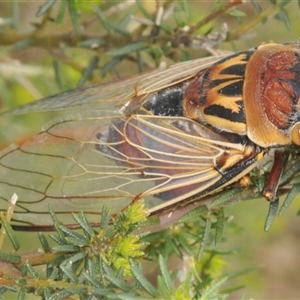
left=263, top=151, right=285, bottom=202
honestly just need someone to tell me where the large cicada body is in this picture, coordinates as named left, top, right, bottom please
left=1, top=42, right=300, bottom=230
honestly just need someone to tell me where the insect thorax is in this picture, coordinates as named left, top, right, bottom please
left=183, top=50, right=254, bottom=136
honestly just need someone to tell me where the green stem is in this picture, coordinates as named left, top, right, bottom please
left=229, top=4, right=278, bottom=40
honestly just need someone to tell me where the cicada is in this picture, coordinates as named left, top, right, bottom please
left=1, top=42, right=300, bottom=230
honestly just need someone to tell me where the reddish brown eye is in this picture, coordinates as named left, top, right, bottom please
left=291, top=123, right=300, bottom=145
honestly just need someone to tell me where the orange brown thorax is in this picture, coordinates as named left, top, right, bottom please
left=184, top=43, right=300, bottom=148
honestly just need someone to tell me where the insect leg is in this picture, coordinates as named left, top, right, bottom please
left=263, top=151, right=285, bottom=201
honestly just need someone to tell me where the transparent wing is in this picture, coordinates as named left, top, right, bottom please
left=2, top=56, right=225, bottom=116
left=0, top=113, right=234, bottom=226
left=0, top=54, right=249, bottom=229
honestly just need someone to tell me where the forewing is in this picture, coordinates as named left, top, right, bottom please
left=2, top=55, right=225, bottom=116
left=0, top=54, right=235, bottom=229
left=0, top=112, right=230, bottom=228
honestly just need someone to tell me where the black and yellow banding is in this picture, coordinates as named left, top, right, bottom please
left=183, top=51, right=254, bottom=135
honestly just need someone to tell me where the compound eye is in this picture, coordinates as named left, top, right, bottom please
left=292, top=123, right=300, bottom=145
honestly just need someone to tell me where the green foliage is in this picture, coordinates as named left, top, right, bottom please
left=0, top=202, right=242, bottom=299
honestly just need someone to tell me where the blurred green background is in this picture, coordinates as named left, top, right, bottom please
left=1, top=1, right=300, bottom=299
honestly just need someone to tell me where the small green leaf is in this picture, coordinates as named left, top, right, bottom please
left=93, top=7, right=112, bottom=32
left=57, top=287, right=88, bottom=299
left=264, top=198, right=279, bottom=231
left=279, top=0, right=291, bottom=8
left=215, top=208, right=225, bottom=245
left=130, top=259, right=158, bottom=297
left=67, top=251, right=86, bottom=264
left=49, top=206, right=67, bottom=243
left=49, top=233, right=65, bottom=245
left=0, top=252, right=21, bottom=264
left=100, top=205, right=111, bottom=232
left=56, top=0, right=67, bottom=24
left=12, top=38, right=32, bottom=51
left=53, top=60, right=64, bottom=90
left=197, top=218, right=211, bottom=261
left=279, top=183, right=300, bottom=215
left=181, top=0, right=191, bottom=21
left=257, top=175, right=267, bottom=192
left=68, top=0, right=81, bottom=34
left=77, top=38, right=105, bottom=48
left=72, top=212, right=94, bottom=238
left=148, top=45, right=163, bottom=61
left=82, top=271, right=101, bottom=288
left=52, top=244, right=80, bottom=252
left=280, top=160, right=300, bottom=184
left=60, top=263, right=78, bottom=283
left=227, top=8, right=247, bottom=18
left=59, top=225, right=86, bottom=240
left=106, top=42, right=147, bottom=57
left=119, top=9, right=134, bottom=29
left=251, top=0, right=262, bottom=12
left=210, top=188, right=242, bottom=208
left=54, top=289, right=72, bottom=298
left=225, top=265, right=261, bottom=280
left=0, top=216, right=20, bottom=251
left=12, top=0, right=19, bottom=29
left=177, top=235, right=193, bottom=255
left=181, top=49, right=191, bottom=62
left=100, top=56, right=123, bottom=76
left=21, top=265, right=28, bottom=277
left=48, top=267, right=59, bottom=280
left=157, top=275, right=171, bottom=299
left=262, top=16, right=268, bottom=24
left=201, top=277, right=228, bottom=298
left=140, top=230, right=164, bottom=244
left=136, top=0, right=155, bottom=20
left=103, top=263, right=130, bottom=292
left=43, top=288, right=52, bottom=300
left=158, top=255, right=173, bottom=293
left=168, top=236, right=183, bottom=258
left=178, top=270, right=194, bottom=297
left=174, top=13, right=185, bottom=28
left=91, top=288, right=113, bottom=297
left=86, top=257, right=97, bottom=278
left=38, top=232, right=50, bottom=253
left=179, top=205, right=208, bottom=222
left=48, top=205, right=61, bottom=227
left=220, top=284, right=246, bottom=295
left=25, top=261, right=39, bottom=278
left=65, top=236, right=89, bottom=246
left=158, top=22, right=173, bottom=34
left=48, top=255, right=65, bottom=268
left=36, top=0, right=56, bottom=17
left=78, top=56, right=99, bottom=87
left=116, top=267, right=124, bottom=279
left=17, top=278, right=27, bottom=287
left=291, top=174, right=300, bottom=184
left=274, top=9, right=291, bottom=30
left=18, top=288, right=25, bottom=300
left=94, top=6, right=130, bottom=36
left=111, top=293, right=147, bottom=300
